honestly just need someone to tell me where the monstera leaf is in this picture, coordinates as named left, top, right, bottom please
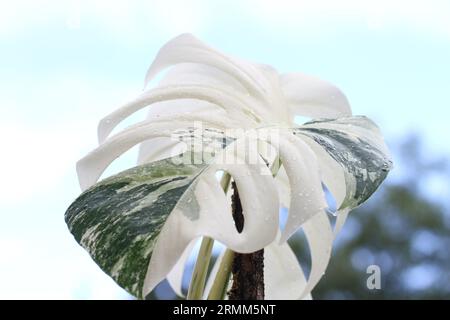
left=66, top=117, right=390, bottom=299
left=65, top=34, right=392, bottom=299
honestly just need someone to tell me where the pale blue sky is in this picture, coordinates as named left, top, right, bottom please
left=0, top=0, right=449, bottom=298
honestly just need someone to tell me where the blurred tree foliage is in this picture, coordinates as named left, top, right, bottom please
left=298, top=135, right=450, bottom=299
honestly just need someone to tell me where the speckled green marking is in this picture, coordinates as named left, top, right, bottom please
left=295, top=116, right=392, bottom=210
left=65, top=156, right=206, bottom=298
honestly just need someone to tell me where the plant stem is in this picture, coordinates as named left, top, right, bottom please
left=186, top=236, right=214, bottom=300
left=207, top=249, right=234, bottom=300
left=229, top=249, right=265, bottom=299
left=228, top=181, right=265, bottom=300
left=220, top=171, right=232, bottom=191
left=186, top=172, right=232, bottom=300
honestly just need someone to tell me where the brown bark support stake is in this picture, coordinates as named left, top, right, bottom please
left=228, top=181, right=265, bottom=300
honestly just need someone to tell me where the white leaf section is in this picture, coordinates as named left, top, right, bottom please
left=258, top=130, right=327, bottom=242
left=300, top=212, right=333, bottom=299
left=137, top=99, right=230, bottom=164
left=78, top=119, right=228, bottom=190
left=280, top=72, right=352, bottom=119
left=166, top=238, right=198, bottom=297
left=264, top=235, right=312, bottom=300
left=157, top=63, right=278, bottom=123
left=274, top=169, right=334, bottom=299
left=274, top=165, right=290, bottom=208
left=275, top=132, right=328, bottom=243
left=97, top=84, right=257, bottom=144
left=144, top=33, right=271, bottom=99
left=142, top=139, right=279, bottom=296
left=159, top=63, right=248, bottom=95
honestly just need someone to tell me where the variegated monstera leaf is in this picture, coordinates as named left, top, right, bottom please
left=65, top=34, right=392, bottom=299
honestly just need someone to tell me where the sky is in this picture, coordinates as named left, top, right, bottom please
left=0, top=0, right=449, bottom=299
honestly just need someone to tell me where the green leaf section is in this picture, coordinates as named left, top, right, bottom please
left=65, top=157, right=206, bottom=298
left=296, top=116, right=392, bottom=210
